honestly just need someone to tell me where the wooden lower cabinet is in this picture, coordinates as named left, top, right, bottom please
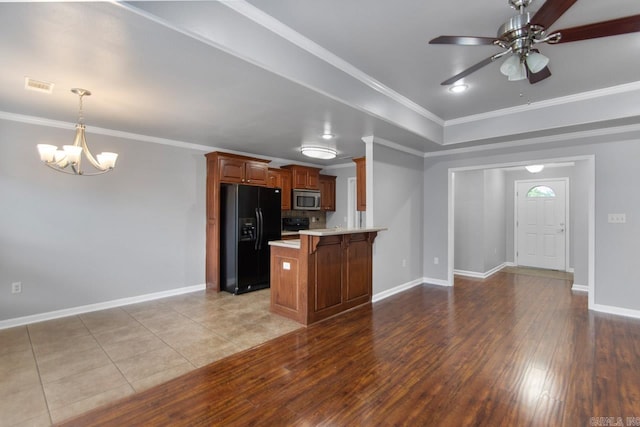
left=270, top=231, right=378, bottom=325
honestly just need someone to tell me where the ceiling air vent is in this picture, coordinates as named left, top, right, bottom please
left=24, top=77, right=54, bottom=94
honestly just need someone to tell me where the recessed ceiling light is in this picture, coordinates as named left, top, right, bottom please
left=321, top=133, right=334, bottom=140
left=449, top=84, right=468, bottom=94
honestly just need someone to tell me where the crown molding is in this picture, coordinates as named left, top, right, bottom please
left=0, top=110, right=326, bottom=167
left=0, top=111, right=214, bottom=152
left=425, top=122, right=640, bottom=158
left=221, top=1, right=444, bottom=127
left=364, top=135, right=424, bottom=158
left=445, top=81, right=640, bottom=126
left=321, top=162, right=357, bottom=170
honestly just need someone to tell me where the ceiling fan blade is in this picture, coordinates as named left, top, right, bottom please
left=531, top=0, right=577, bottom=29
left=553, top=14, right=640, bottom=43
left=429, top=36, right=498, bottom=46
left=440, top=56, right=495, bottom=85
left=527, top=65, right=552, bottom=84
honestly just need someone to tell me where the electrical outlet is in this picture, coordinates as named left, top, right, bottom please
left=434, top=257, right=439, bottom=265
left=608, top=213, right=626, bottom=223
left=11, top=282, right=22, bottom=294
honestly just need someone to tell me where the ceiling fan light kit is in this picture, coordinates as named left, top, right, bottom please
left=525, top=51, right=549, bottom=73
left=429, top=0, right=640, bottom=86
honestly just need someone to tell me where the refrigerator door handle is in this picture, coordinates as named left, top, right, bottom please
left=258, top=208, right=264, bottom=250
left=254, top=208, right=260, bottom=251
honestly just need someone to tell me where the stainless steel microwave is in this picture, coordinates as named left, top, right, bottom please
left=292, top=189, right=321, bottom=210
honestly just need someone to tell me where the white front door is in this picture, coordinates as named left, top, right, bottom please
left=516, top=179, right=567, bottom=270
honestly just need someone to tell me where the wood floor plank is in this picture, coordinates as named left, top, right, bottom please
left=58, top=271, right=640, bottom=426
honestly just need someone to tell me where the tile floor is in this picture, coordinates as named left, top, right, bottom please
left=0, top=289, right=302, bottom=426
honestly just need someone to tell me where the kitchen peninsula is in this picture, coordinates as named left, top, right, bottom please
left=269, top=227, right=386, bottom=325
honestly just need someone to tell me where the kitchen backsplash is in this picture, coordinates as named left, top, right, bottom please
left=282, top=210, right=326, bottom=229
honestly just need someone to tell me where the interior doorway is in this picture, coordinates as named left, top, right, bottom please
left=447, top=156, right=595, bottom=310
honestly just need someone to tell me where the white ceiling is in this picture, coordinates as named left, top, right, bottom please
left=1, top=1, right=639, bottom=165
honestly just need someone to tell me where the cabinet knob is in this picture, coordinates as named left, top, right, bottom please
left=247, top=180, right=251, bottom=183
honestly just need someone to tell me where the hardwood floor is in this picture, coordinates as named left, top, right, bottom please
left=60, top=271, right=640, bottom=426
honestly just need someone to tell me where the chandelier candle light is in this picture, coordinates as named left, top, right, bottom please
left=36, top=88, right=118, bottom=175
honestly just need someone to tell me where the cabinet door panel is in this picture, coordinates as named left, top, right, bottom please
left=218, top=157, right=244, bottom=183
left=307, top=171, right=319, bottom=190
left=313, top=241, right=342, bottom=311
left=319, top=175, right=336, bottom=211
left=281, top=171, right=292, bottom=210
left=292, top=169, right=308, bottom=189
left=267, top=169, right=279, bottom=188
left=353, top=157, right=366, bottom=211
left=345, top=236, right=371, bottom=301
left=245, top=161, right=268, bottom=186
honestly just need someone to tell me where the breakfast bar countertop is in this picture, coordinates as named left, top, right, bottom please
left=269, top=227, right=387, bottom=248
left=298, top=227, right=387, bottom=237
left=269, top=239, right=301, bottom=249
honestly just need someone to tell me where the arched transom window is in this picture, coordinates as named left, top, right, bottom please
left=527, top=185, right=556, bottom=198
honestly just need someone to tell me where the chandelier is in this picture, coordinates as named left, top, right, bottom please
left=36, top=88, right=118, bottom=175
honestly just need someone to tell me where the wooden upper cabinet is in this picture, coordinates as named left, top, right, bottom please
left=319, top=174, right=336, bottom=211
left=280, top=170, right=292, bottom=210
left=244, top=161, right=269, bottom=185
left=282, top=165, right=322, bottom=190
left=267, top=168, right=281, bottom=189
left=217, top=153, right=269, bottom=186
left=268, top=168, right=292, bottom=210
left=352, top=157, right=366, bottom=211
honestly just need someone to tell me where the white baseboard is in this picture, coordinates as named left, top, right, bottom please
left=454, top=262, right=507, bottom=279
left=372, top=278, right=423, bottom=303
left=591, top=303, right=640, bottom=320
left=0, top=284, right=206, bottom=330
left=571, top=284, right=589, bottom=292
left=422, top=276, right=452, bottom=287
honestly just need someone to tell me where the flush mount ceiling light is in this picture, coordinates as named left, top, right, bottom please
left=321, top=132, right=335, bottom=140
left=449, top=84, right=468, bottom=93
left=36, top=88, right=118, bottom=176
left=525, top=164, right=544, bottom=173
left=301, top=146, right=337, bottom=160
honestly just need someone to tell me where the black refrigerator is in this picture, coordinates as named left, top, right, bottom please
left=220, top=184, right=282, bottom=294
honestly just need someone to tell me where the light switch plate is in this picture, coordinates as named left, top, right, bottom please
left=608, top=213, right=626, bottom=223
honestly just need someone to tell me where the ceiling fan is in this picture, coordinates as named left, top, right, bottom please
left=430, top=0, right=640, bottom=85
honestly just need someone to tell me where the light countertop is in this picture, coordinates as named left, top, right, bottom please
left=299, top=227, right=387, bottom=236
left=269, top=239, right=301, bottom=249
left=270, top=227, right=386, bottom=248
